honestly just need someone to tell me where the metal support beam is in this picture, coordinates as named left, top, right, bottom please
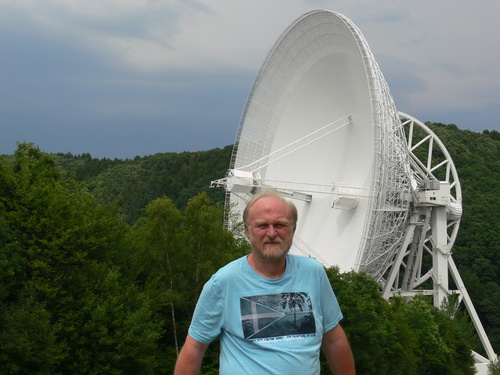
left=449, top=257, right=497, bottom=363
left=431, top=206, right=449, bottom=308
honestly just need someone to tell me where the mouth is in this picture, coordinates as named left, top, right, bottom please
left=263, top=243, right=285, bottom=256
left=264, top=241, right=281, bottom=247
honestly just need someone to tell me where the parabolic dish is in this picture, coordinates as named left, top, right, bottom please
left=226, top=10, right=412, bottom=278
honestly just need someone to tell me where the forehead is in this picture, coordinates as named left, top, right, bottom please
left=248, top=196, right=291, bottom=222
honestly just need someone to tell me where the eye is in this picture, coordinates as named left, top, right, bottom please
left=274, top=224, right=286, bottom=230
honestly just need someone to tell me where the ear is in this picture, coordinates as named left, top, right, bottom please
left=244, top=223, right=250, bottom=238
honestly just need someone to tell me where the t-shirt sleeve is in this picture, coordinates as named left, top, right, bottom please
left=188, top=274, right=224, bottom=344
left=320, top=268, right=343, bottom=333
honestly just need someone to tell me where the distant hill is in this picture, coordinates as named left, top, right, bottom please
left=54, top=145, right=233, bottom=223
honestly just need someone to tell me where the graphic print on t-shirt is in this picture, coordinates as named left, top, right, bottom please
left=240, top=292, right=316, bottom=340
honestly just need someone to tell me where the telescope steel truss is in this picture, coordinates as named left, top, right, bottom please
left=381, top=113, right=497, bottom=365
left=210, top=9, right=497, bottom=368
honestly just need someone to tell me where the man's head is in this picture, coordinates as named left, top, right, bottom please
left=243, top=189, right=297, bottom=262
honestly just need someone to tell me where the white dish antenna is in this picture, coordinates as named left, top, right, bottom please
left=211, top=9, right=497, bottom=367
left=215, top=9, right=412, bottom=275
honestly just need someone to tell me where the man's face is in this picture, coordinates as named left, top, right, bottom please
left=244, top=196, right=296, bottom=262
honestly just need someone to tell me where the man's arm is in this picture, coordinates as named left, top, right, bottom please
left=174, top=335, right=209, bottom=375
left=322, top=324, right=355, bottom=374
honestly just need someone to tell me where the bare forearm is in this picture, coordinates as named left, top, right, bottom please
left=322, top=325, right=355, bottom=374
left=174, top=335, right=208, bottom=375
left=174, top=351, right=202, bottom=375
left=324, top=340, right=355, bottom=374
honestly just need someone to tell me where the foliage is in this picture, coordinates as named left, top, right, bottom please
left=325, top=268, right=475, bottom=375
left=0, top=143, right=163, bottom=373
left=1, top=119, right=498, bottom=374
left=57, top=264, right=164, bottom=374
left=323, top=268, right=393, bottom=373
left=423, top=122, right=500, bottom=353
left=1, top=143, right=245, bottom=373
left=0, top=144, right=123, bottom=301
left=489, top=360, right=500, bottom=375
left=55, top=146, right=232, bottom=223
left=128, top=193, right=249, bottom=373
left=0, top=293, right=58, bottom=374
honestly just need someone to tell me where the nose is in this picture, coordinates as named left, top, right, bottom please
left=266, top=225, right=278, bottom=237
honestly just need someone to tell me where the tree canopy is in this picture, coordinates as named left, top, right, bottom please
left=0, top=122, right=497, bottom=374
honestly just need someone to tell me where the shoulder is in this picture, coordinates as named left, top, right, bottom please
left=287, top=255, right=328, bottom=282
left=199, top=256, right=248, bottom=297
left=288, top=254, right=324, bottom=270
left=212, top=255, right=249, bottom=281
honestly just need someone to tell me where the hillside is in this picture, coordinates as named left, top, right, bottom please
left=54, top=145, right=232, bottom=223
left=52, top=124, right=499, bottom=353
left=0, top=124, right=497, bottom=372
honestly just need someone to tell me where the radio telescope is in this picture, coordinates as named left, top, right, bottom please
left=211, top=9, right=497, bottom=368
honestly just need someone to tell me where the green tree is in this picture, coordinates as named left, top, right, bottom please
left=129, top=196, right=185, bottom=360
left=399, top=296, right=471, bottom=374
left=0, top=143, right=124, bottom=302
left=58, top=264, right=163, bottom=374
left=0, top=143, right=164, bottom=373
left=129, top=193, right=249, bottom=373
left=0, top=293, right=58, bottom=374
left=324, top=268, right=474, bottom=375
left=425, top=123, right=499, bottom=352
left=72, top=146, right=233, bottom=223
left=324, top=268, right=395, bottom=374
left=489, top=361, right=500, bottom=375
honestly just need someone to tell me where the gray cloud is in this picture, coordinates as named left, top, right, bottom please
left=0, top=0, right=498, bottom=159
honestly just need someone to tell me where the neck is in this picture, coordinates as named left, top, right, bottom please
left=247, top=253, right=287, bottom=279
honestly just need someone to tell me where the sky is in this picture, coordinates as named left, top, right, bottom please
left=1, top=0, right=499, bottom=159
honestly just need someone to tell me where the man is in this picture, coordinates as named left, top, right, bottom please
left=174, top=189, right=355, bottom=374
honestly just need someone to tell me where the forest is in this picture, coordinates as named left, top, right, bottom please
left=0, top=123, right=498, bottom=374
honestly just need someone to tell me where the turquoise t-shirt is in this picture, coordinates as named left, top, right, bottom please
left=188, top=254, right=343, bottom=375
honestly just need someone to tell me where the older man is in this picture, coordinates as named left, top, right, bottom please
left=174, top=189, right=355, bottom=374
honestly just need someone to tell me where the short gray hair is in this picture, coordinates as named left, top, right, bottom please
left=243, top=188, right=298, bottom=225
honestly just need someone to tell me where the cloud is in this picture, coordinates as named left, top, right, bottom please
left=0, top=0, right=498, bottom=158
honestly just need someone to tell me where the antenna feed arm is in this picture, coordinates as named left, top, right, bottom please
left=211, top=169, right=261, bottom=194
